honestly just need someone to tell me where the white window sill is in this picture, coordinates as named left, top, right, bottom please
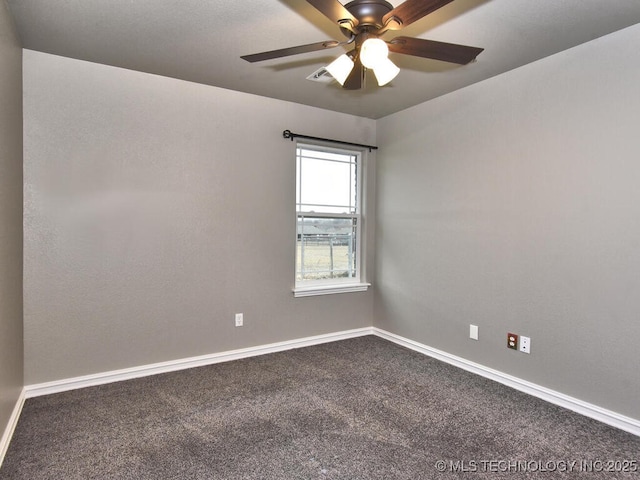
left=293, top=283, right=371, bottom=298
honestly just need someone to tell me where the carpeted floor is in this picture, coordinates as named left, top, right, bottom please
left=1, top=336, right=639, bottom=479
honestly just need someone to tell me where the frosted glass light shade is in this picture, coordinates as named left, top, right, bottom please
left=360, top=38, right=389, bottom=69
left=326, top=54, right=354, bottom=85
left=373, top=57, right=400, bottom=86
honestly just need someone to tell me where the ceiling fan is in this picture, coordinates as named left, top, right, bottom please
left=241, top=0, right=484, bottom=89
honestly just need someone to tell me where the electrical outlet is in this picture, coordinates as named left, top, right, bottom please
left=519, top=336, right=531, bottom=354
left=469, top=324, right=479, bottom=340
left=507, top=333, right=518, bottom=350
left=235, top=313, right=243, bottom=327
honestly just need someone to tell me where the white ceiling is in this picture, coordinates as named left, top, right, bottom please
left=7, top=0, right=640, bottom=119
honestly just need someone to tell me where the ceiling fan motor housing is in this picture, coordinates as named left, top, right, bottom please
left=341, top=0, right=394, bottom=37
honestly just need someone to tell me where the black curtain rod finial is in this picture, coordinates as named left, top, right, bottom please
left=282, top=130, right=378, bottom=152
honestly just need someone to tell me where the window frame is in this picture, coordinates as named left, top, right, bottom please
left=293, top=141, right=370, bottom=297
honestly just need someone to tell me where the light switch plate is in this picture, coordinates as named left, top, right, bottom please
left=469, top=324, right=479, bottom=340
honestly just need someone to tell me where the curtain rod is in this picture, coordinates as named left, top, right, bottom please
left=283, top=130, right=378, bottom=152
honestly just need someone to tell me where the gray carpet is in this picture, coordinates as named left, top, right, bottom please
left=1, top=336, right=639, bottom=479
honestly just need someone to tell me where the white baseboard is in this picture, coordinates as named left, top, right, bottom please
left=373, top=327, right=640, bottom=437
left=0, top=388, right=25, bottom=469
left=20, top=326, right=639, bottom=440
left=25, top=327, right=373, bottom=398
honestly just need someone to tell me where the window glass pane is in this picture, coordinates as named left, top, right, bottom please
left=297, top=148, right=357, bottom=213
left=300, top=148, right=350, bottom=162
left=296, top=216, right=357, bottom=281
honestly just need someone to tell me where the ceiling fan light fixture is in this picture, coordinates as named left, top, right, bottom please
left=326, top=54, right=355, bottom=85
left=373, top=57, right=400, bottom=86
left=359, top=37, right=389, bottom=69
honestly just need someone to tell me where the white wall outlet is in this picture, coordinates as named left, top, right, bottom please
left=469, top=324, right=479, bottom=340
left=235, top=313, right=243, bottom=327
left=519, top=335, right=531, bottom=354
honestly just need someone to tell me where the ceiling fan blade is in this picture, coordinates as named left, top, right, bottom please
left=307, top=0, right=359, bottom=31
left=241, top=40, right=340, bottom=63
left=388, top=36, right=483, bottom=64
left=343, top=54, right=364, bottom=90
left=383, top=0, right=454, bottom=30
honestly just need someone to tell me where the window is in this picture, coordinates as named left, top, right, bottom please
left=294, top=142, right=369, bottom=297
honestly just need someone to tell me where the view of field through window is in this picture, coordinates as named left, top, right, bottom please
left=296, top=145, right=360, bottom=283
left=296, top=217, right=356, bottom=280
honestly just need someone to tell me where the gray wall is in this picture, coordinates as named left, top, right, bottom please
left=23, top=50, right=376, bottom=384
left=0, top=0, right=24, bottom=439
left=19, top=19, right=640, bottom=424
left=375, top=24, right=640, bottom=419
